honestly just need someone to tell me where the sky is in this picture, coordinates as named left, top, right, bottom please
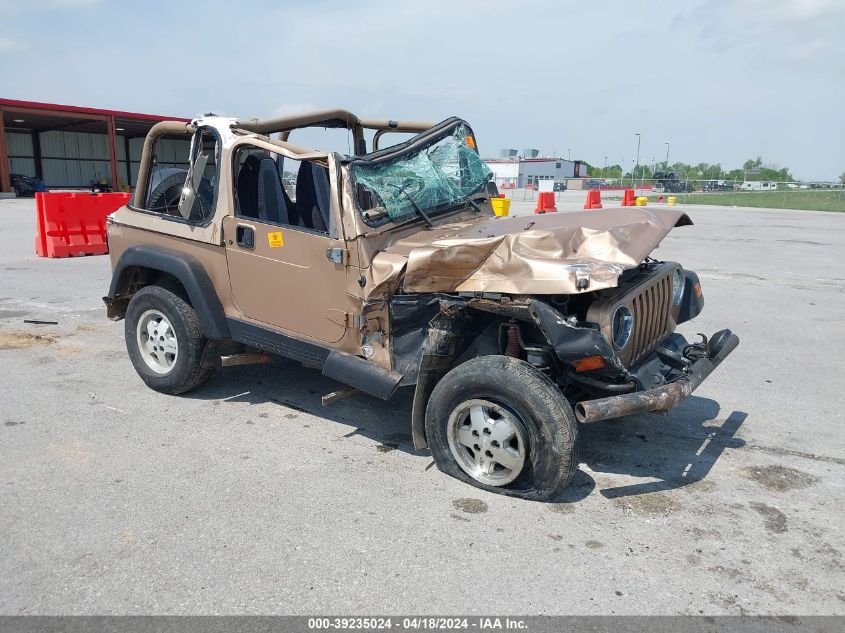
left=1, top=0, right=843, bottom=180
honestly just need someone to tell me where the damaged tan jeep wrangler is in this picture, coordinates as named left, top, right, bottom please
left=104, top=110, right=738, bottom=499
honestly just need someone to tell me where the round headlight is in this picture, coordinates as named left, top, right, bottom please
left=672, top=268, right=685, bottom=306
left=612, top=305, right=634, bottom=349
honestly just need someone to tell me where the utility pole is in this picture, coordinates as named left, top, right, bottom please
left=603, top=156, right=608, bottom=179
left=664, top=141, right=670, bottom=170
left=567, top=148, right=571, bottom=161
left=634, top=133, right=641, bottom=190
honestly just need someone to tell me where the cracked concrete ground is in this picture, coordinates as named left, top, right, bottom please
left=0, top=195, right=843, bottom=614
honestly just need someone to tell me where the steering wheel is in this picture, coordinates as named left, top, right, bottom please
left=364, top=177, right=426, bottom=223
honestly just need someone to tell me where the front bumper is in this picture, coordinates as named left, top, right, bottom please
left=574, top=329, right=739, bottom=423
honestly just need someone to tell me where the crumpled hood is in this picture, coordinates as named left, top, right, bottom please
left=375, top=206, right=692, bottom=295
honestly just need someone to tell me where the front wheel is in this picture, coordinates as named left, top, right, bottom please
left=425, top=356, right=578, bottom=500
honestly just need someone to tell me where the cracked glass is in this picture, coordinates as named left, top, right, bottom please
left=353, top=123, right=492, bottom=226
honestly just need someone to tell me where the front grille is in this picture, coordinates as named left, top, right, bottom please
left=628, top=273, right=673, bottom=364
left=585, top=262, right=680, bottom=368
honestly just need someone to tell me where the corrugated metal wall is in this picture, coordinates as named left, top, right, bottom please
left=152, top=138, right=191, bottom=168
left=5, top=129, right=192, bottom=189
left=40, top=130, right=114, bottom=187
left=6, top=132, right=35, bottom=177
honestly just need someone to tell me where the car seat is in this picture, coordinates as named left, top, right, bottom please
left=295, top=162, right=331, bottom=232
left=256, top=157, right=290, bottom=225
left=236, top=156, right=260, bottom=218
left=237, top=155, right=292, bottom=225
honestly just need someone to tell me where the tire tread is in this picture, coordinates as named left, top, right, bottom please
left=425, top=355, right=578, bottom=500
left=125, top=285, right=215, bottom=394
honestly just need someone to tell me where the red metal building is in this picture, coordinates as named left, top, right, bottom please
left=0, top=98, right=189, bottom=193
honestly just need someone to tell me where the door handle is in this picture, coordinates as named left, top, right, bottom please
left=236, top=225, right=254, bottom=249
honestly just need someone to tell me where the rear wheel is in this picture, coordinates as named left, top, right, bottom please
left=425, top=355, right=578, bottom=500
left=124, top=285, right=215, bottom=394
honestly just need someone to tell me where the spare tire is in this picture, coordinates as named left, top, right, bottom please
left=147, top=168, right=214, bottom=220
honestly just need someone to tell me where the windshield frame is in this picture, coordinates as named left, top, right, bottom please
left=347, top=118, right=491, bottom=229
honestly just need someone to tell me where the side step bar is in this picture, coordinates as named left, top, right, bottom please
left=322, top=350, right=404, bottom=401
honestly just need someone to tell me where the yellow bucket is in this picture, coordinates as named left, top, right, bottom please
left=491, top=197, right=511, bottom=217
left=635, top=196, right=648, bottom=206
left=667, top=196, right=677, bottom=206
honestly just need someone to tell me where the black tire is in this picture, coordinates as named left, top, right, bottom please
left=425, top=355, right=578, bottom=500
left=124, top=285, right=215, bottom=394
left=147, top=169, right=214, bottom=220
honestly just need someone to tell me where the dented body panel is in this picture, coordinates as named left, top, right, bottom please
left=377, top=207, right=691, bottom=296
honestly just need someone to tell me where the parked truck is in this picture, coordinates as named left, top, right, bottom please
left=653, top=171, right=694, bottom=193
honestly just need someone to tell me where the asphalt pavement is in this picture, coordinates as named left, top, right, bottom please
left=0, top=196, right=843, bottom=615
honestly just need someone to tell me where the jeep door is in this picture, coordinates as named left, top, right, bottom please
left=224, top=145, right=347, bottom=344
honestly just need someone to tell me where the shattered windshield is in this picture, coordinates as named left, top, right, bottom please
left=352, top=123, right=492, bottom=227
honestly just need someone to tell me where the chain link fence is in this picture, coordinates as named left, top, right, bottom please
left=493, top=177, right=845, bottom=212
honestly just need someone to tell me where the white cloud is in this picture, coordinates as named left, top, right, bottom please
left=0, top=0, right=101, bottom=15
left=784, top=38, right=830, bottom=62
left=764, top=0, right=841, bottom=21
left=725, top=0, right=844, bottom=32
left=0, top=36, right=28, bottom=52
left=0, top=0, right=841, bottom=179
left=271, top=103, right=319, bottom=117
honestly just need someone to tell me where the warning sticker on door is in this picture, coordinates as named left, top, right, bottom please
left=267, top=231, right=284, bottom=248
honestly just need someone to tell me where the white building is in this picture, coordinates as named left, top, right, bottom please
left=484, top=150, right=586, bottom=189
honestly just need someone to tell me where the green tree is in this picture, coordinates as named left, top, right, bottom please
left=703, top=163, right=724, bottom=179
left=605, top=164, right=623, bottom=179
left=736, top=157, right=791, bottom=182
left=623, top=164, right=654, bottom=182
left=593, top=156, right=792, bottom=185
left=585, top=162, right=623, bottom=179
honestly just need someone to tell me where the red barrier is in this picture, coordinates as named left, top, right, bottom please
left=534, top=191, right=557, bottom=214
left=35, top=192, right=130, bottom=258
left=621, top=188, right=636, bottom=206
left=583, top=189, right=603, bottom=209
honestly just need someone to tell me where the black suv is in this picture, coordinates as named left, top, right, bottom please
left=653, top=171, right=693, bottom=193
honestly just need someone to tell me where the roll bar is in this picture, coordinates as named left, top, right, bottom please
left=134, top=120, right=195, bottom=208
left=133, top=110, right=438, bottom=202
left=234, top=109, right=434, bottom=155
left=235, top=108, right=361, bottom=135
